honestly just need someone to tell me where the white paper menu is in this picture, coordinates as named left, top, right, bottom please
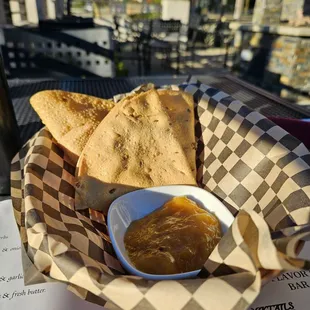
left=250, top=241, right=310, bottom=310
left=0, top=198, right=103, bottom=310
left=0, top=198, right=309, bottom=310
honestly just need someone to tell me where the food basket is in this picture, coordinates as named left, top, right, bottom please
left=11, top=78, right=310, bottom=310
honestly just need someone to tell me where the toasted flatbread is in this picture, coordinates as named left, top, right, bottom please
left=75, top=89, right=197, bottom=213
left=119, top=89, right=196, bottom=176
left=158, top=89, right=196, bottom=176
left=30, top=90, right=114, bottom=164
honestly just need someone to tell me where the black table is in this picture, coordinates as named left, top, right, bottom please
left=8, top=74, right=310, bottom=146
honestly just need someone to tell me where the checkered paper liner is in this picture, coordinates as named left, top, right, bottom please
left=11, top=78, right=310, bottom=310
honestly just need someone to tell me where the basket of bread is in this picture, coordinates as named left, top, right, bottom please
left=11, top=79, right=310, bottom=310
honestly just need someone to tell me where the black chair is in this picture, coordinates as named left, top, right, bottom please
left=176, top=14, right=203, bottom=72
left=151, top=19, right=182, bottom=37
left=0, top=26, right=115, bottom=78
left=113, top=16, right=148, bottom=76
left=214, top=21, right=232, bottom=48
left=223, top=32, right=235, bottom=69
left=144, top=19, right=182, bottom=74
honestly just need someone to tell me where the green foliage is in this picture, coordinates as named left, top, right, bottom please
left=127, top=0, right=161, bottom=3
left=129, top=12, right=161, bottom=20
left=71, top=0, right=86, bottom=9
left=116, top=61, right=129, bottom=77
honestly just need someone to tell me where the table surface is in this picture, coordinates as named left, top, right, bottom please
left=8, top=74, right=310, bottom=146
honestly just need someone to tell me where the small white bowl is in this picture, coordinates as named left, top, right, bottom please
left=107, top=185, right=234, bottom=280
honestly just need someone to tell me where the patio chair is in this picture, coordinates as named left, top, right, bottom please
left=0, top=26, right=115, bottom=78
left=113, top=16, right=148, bottom=76
left=144, top=19, right=182, bottom=75
left=223, top=32, right=235, bottom=69
left=176, top=14, right=203, bottom=72
left=151, top=19, right=182, bottom=37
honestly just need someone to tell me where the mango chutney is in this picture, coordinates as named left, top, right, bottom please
left=124, top=196, right=222, bottom=275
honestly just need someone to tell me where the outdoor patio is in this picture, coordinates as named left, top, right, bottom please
left=122, top=46, right=230, bottom=76
left=1, top=2, right=310, bottom=310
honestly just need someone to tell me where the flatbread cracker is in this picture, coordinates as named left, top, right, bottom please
left=119, top=89, right=196, bottom=176
left=30, top=90, right=114, bottom=164
left=76, top=89, right=197, bottom=213
left=158, top=89, right=196, bottom=176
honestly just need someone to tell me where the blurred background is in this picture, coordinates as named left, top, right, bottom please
left=0, top=0, right=310, bottom=105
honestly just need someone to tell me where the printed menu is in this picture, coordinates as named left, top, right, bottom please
left=0, top=198, right=309, bottom=310
left=250, top=242, right=310, bottom=310
left=0, top=198, right=103, bottom=310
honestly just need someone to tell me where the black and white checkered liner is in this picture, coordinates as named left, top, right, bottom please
left=11, top=78, right=310, bottom=310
